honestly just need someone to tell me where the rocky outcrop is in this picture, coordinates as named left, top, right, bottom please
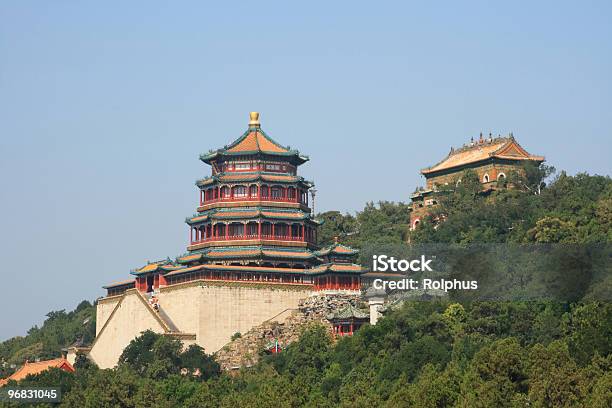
left=214, top=294, right=364, bottom=371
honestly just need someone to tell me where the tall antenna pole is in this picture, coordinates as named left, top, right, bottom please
left=310, top=188, right=317, bottom=215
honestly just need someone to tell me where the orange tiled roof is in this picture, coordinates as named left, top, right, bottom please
left=190, top=215, right=208, bottom=223
left=177, top=253, right=203, bottom=262
left=199, top=117, right=309, bottom=165
left=218, top=174, right=260, bottom=181
left=160, top=265, right=183, bottom=271
left=1, top=358, right=74, bottom=385
left=208, top=264, right=308, bottom=273
left=214, top=211, right=260, bottom=218
left=206, top=249, right=261, bottom=257
left=164, top=263, right=309, bottom=276
left=330, top=264, right=363, bottom=272
left=333, top=246, right=355, bottom=254
left=422, top=137, right=544, bottom=175
left=226, top=130, right=289, bottom=154
left=190, top=209, right=308, bottom=222
left=315, top=243, right=358, bottom=256
left=260, top=174, right=298, bottom=182
left=309, top=263, right=363, bottom=274
left=133, top=260, right=182, bottom=275
left=136, top=263, right=160, bottom=273
left=196, top=173, right=303, bottom=187
left=262, top=250, right=314, bottom=258
left=260, top=211, right=304, bottom=219
left=103, top=279, right=135, bottom=289
left=199, top=178, right=215, bottom=186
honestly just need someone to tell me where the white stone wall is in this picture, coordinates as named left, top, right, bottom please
left=95, top=296, right=121, bottom=335
left=89, top=291, right=166, bottom=369
left=195, top=284, right=309, bottom=353
left=90, top=282, right=312, bottom=368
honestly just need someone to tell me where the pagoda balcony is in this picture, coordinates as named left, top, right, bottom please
left=201, top=196, right=303, bottom=204
left=190, top=234, right=314, bottom=245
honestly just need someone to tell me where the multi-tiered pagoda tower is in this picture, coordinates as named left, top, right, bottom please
left=91, top=113, right=363, bottom=368
left=107, top=112, right=362, bottom=294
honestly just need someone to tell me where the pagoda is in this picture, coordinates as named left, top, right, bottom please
left=104, top=112, right=363, bottom=296
left=409, top=133, right=544, bottom=229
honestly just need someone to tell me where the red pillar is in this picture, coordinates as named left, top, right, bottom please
left=258, top=221, right=261, bottom=238
left=225, top=223, right=229, bottom=240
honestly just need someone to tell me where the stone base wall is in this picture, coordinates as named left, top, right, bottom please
left=158, top=281, right=312, bottom=353
left=95, top=295, right=121, bottom=336
left=89, top=291, right=167, bottom=369
left=90, top=281, right=313, bottom=368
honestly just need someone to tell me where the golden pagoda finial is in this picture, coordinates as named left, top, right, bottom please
left=249, top=112, right=260, bottom=128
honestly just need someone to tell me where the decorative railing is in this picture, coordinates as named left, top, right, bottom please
left=190, top=234, right=314, bottom=244
left=200, top=196, right=304, bottom=205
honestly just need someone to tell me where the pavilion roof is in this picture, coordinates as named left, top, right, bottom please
left=315, top=242, right=359, bottom=256
left=309, top=263, right=364, bottom=274
left=131, top=259, right=185, bottom=276
left=421, top=136, right=544, bottom=175
left=0, top=358, right=74, bottom=386
left=200, top=124, right=309, bottom=165
left=102, top=279, right=135, bottom=289
left=327, top=304, right=369, bottom=320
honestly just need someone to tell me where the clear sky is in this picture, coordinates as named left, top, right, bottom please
left=0, top=1, right=610, bottom=340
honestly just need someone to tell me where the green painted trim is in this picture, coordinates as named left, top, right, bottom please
left=159, top=279, right=313, bottom=293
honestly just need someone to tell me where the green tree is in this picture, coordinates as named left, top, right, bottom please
left=180, top=344, right=220, bottom=380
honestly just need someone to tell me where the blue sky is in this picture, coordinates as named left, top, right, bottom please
left=0, top=1, right=610, bottom=340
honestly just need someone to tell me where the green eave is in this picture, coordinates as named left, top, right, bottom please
left=199, top=150, right=309, bottom=165
left=308, top=263, right=364, bottom=275
left=166, top=264, right=314, bottom=277
left=186, top=207, right=316, bottom=224
left=195, top=173, right=311, bottom=188
left=103, top=280, right=135, bottom=289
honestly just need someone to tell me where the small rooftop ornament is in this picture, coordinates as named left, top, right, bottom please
left=248, top=112, right=260, bottom=128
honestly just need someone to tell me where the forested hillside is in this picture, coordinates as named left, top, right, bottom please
left=2, top=168, right=610, bottom=407
left=317, top=167, right=612, bottom=253
left=0, top=301, right=95, bottom=379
